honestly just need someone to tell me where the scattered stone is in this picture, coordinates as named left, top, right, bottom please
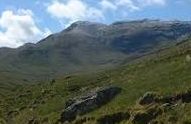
left=60, top=86, right=121, bottom=123
left=97, top=112, right=130, bottom=124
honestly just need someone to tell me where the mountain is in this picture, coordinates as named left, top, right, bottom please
left=1, top=34, right=191, bottom=124
left=1, top=19, right=191, bottom=123
left=0, top=20, right=191, bottom=85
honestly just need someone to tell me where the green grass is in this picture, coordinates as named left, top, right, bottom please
left=1, top=39, right=191, bottom=123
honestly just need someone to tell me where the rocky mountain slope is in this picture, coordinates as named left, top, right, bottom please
left=0, top=20, right=191, bottom=86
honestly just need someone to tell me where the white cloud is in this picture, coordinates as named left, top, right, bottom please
left=0, top=9, right=51, bottom=48
left=47, top=0, right=168, bottom=27
left=116, top=0, right=140, bottom=11
left=100, top=0, right=117, bottom=10
left=138, top=0, right=166, bottom=6
left=47, top=0, right=86, bottom=20
left=47, top=0, right=104, bottom=26
left=115, top=0, right=166, bottom=10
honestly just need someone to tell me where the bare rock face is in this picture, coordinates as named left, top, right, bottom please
left=59, top=86, right=121, bottom=123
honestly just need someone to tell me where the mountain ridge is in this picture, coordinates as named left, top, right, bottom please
left=0, top=19, right=191, bottom=85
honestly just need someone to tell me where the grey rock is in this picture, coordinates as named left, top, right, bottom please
left=60, top=86, right=121, bottom=123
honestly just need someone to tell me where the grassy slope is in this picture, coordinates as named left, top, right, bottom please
left=1, top=38, right=191, bottom=124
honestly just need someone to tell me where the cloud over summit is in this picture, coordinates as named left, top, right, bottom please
left=46, top=0, right=167, bottom=26
left=47, top=0, right=105, bottom=26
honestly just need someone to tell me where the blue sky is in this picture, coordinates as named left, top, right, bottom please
left=0, top=0, right=191, bottom=48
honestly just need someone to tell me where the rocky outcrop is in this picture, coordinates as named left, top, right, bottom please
left=58, top=89, right=191, bottom=124
left=59, top=86, right=121, bottom=123
left=134, top=90, right=191, bottom=124
left=138, top=90, right=191, bottom=106
left=161, top=90, right=191, bottom=104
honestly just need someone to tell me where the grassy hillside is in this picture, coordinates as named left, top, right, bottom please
left=1, top=38, right=191, bottom=124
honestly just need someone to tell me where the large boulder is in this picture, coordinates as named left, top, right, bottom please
left=60, top=86, right=121, bottom=123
